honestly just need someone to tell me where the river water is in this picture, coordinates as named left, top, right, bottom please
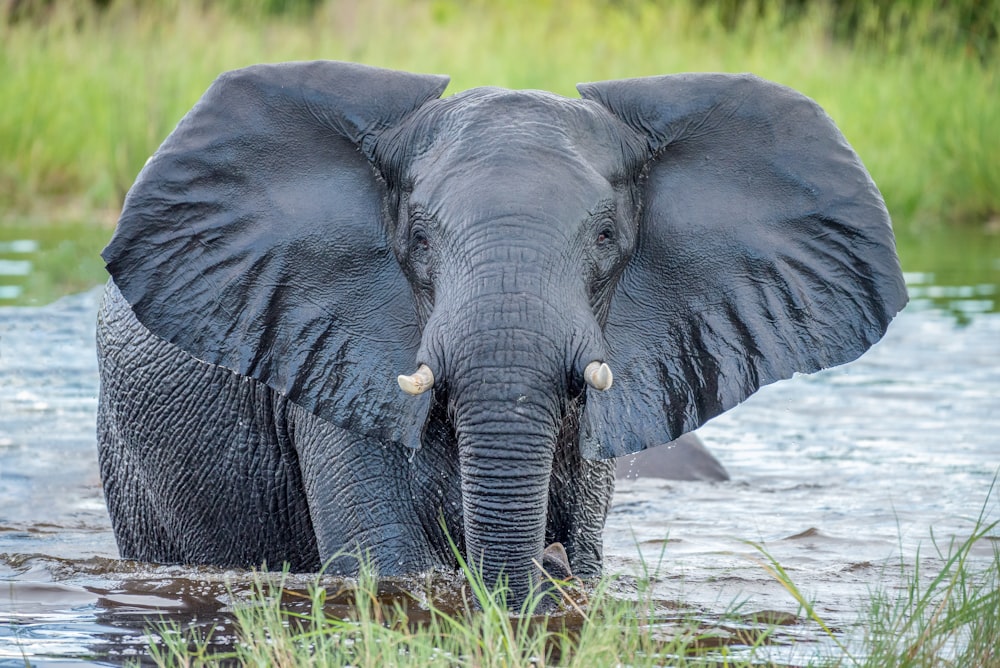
left=1, top=267, right=998, bottom=665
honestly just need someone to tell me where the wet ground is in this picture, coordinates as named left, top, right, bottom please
left=1, top=272, right=998, bottom=665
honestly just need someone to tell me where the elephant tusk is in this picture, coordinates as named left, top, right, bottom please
left=398, top=364, right=435, bottom=395
left=584, top=361, right=613, bottom=391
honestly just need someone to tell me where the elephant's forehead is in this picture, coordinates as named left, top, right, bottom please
left=404, top=88, right=636, bottom=191
left=421, top=88, right=629, bottom=163
left=439, top=86, right=592, bottom=124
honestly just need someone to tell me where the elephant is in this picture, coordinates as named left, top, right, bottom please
left=96, top=60, right=907, bottom=605
left=614, top=433, right=729, bottom=482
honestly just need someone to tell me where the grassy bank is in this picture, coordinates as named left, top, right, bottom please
left=147, top=515, right=1000, bottom=667
left=1, top=0, right=997, bottom=228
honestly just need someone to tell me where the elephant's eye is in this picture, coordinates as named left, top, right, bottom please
left=596, top=228, right=614, bottom=246
left=412, top=229, right=430, bottom=252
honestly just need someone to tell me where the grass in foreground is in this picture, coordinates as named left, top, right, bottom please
left=145, top=511, right=999, bottom=667
left=146, top=563, right=777, bottom=667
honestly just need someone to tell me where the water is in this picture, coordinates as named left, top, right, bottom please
left=606, top=284, right=1000, bottom=662
left=1, top=257, right=999, bottom=664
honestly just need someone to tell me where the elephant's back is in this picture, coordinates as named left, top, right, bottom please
left=614, top=432, right=729, bottom=482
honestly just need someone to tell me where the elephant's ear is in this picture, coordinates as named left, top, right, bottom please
left=103, top=61, right=449, bottom=447
left=576, top=73, right=907, bottom=459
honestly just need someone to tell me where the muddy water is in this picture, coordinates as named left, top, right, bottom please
left=1, top=274, right=998, bottom=665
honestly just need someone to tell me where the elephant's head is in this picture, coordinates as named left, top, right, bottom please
left=103, top=61, right=907, bottom=602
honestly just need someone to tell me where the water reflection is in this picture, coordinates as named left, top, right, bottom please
left=905, top=271, right=997, bottom=320
left=893, top=221, right=1000, bottom=320
left=0, top=239, right=36, bottom=300
left=2, top=558, right=239, bottom=662
left=0, top=223, right=109, bottom=306
left=1, top=224, right=999, bottom=664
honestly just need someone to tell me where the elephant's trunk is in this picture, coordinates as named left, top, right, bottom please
left=444, top=295, right=570, bottom=605
left=455, top=412, right=556, bottom=603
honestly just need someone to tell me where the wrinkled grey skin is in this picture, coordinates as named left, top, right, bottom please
left=97, top=61, right=907, bottom=605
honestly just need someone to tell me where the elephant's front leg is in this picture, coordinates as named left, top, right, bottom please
left=288, top=404, right=436, bottom=575
left=546, top=439, right=617, bottom=578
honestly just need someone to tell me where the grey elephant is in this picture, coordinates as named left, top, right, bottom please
left=96, top=61, right=907, bottom=604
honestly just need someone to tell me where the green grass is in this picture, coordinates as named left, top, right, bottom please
left=144, top=508, right=1000, bottom=667
left=1, top=0, right=997, bottom=227
left=3, top=1, right=997, bottom=308
left=145, top=560, right=783, bottom=667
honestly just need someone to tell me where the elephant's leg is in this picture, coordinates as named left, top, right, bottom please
left=406, top=409, right=465, bottom=567
left=97, top=281, right=318, bottom=569
left=546, top=437, right=617, bottom=578
left=288, top=405, right=438, bottom=575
